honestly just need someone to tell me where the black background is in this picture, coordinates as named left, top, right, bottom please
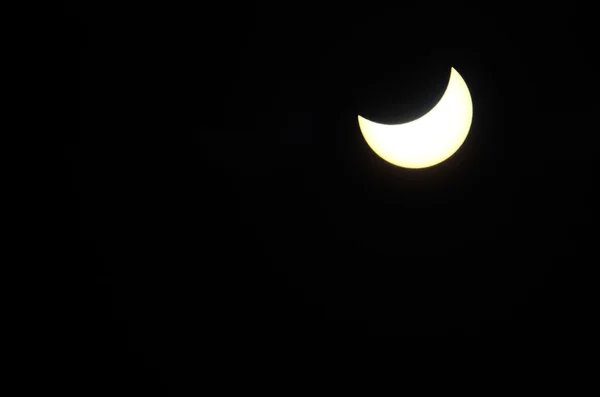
left=63, top=1, right=597, bottom=392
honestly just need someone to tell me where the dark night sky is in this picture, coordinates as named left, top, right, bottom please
left=63, top=1, right=597, bottom=392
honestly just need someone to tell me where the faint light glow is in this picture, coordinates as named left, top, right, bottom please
left=358, top=67, right=473, bottom=169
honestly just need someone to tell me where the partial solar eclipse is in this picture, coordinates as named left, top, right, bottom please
left=358, top=67, right=473, bottom=169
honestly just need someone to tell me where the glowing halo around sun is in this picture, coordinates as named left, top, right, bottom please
left=358, top=67, right=473, bottom=169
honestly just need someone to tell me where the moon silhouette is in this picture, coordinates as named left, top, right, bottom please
left=358, top=67, right=473, bottom=169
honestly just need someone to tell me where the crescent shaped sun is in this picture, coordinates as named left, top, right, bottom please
left=358, top=67, right=473, bottom=169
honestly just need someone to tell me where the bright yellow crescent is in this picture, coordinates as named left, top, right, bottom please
left=358, top=67, right=473, bottom=169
